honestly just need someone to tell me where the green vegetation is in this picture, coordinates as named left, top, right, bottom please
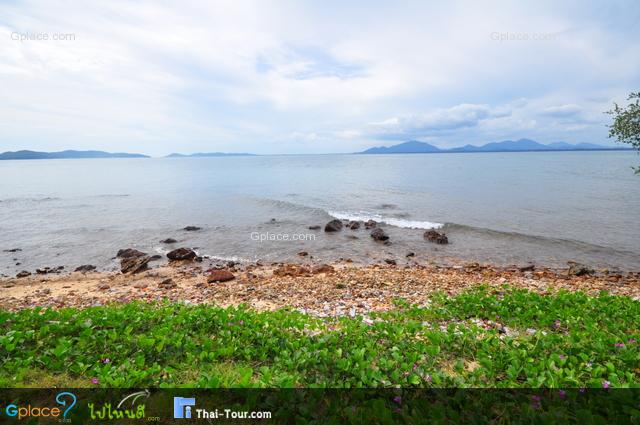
left=608, top=91, right=640, bottom=173
left=1, top=287, right=639, bottom=388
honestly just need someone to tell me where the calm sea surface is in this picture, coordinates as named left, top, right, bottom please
left=1, top=151, right=639, bottom=274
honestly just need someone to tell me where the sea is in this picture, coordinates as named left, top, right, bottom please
left=1, top=151, right=639, bottom=275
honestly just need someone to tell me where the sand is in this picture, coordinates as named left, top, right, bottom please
left=2, top=260, right=639, bottom=316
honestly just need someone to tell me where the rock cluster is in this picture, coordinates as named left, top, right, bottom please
left=75, top=265, right=97, bottom=273
left=324, top=220, right=343, bottom=232
left=116, top=248, right=147, bottom=259
left=120, top=256, right=151, bottom=274
left=167, top=247, right=197, bottom=261
left=370, top=228, right=389, bottom=242
left=424, top=229, right=449, bottom=244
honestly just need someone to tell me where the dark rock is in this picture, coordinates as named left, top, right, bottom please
left=567, top=261, right=594, bottom=277
left=370, top=228, right=389, bottom=242
left=207, top=269, right=235, bottom=283
left=16, top=270, right=31, bottom=278
left=74, top=265, right=96, bottom=273
left=120, top=255, right=151, bottom=274
left=406, top=252, right=415, bottom=258
left=183, top=226, right=201, bottom=231
left=35, top=266, right=64, bottom=274
left=167, top=247, right=197, bottom=261
left=270, top=218, right=277, bottom=223
left=312, top=264, right=335, bottom=274
left=98, top=283, right=110, bottom=290
left=424, top=229, right=449, bottom=244
left=116, top=248, right=147, bottom=259
left=149, top=255, right=162, bottom=261
left=324, top=219, right=343, bottom=232
left=347, top=221, right=360, bottom=230
left=364, top=219, right=377, bottom=229
left=308, top=225, right=321, bottom=230
left=518, top=264, right=535, bottom=272
left=158, top=278, right=177, bottom=289
left=297, top=251, right=309, bottom=257
left=385, top=259, right=397, bottom=265
left=160, top=238, right=177, bottom=244
left=3, top=248, right=22, bottom=253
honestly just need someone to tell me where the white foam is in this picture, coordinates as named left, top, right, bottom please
left=203, top=254, right=255, bottom=263
left=328, top=211, right=443, bottom=230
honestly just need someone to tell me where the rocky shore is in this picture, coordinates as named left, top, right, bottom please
left=2, top=254, right=639, bottom=316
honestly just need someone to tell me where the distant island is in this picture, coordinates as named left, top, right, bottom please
left=166, top=152, right=256, bottom=158
left=360, top=139, right=631, bottom=154
left=0, top=150, right=149, bottom=160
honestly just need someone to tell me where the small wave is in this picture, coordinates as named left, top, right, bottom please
left=328, top=211, right=443, bottom=230
left=447, top=223, right=640, bottom=256
left=249, top=197, right=326, bottom=214
left=0, top=196, right=61, bottom=203
left=154, top=246, right=170, bottom=255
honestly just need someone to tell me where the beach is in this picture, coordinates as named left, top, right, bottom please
left=3, top=256, right=639, bottom=314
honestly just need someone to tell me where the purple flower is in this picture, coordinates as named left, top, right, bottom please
left=615, top=342, right=625, bottom=348
left=602, top=380, right=611, bottom=389
left=91, top=378, right=99, bottom=385
left=424, top=374, right=432, bottom=382
left=393, top=396, right=402, bottom=405
left=629, top=339, right=637, bottom=344
left=559, top=355, right=566, bottom=360
left=553, top=320, right=561, bottom=329
left=412, top=363, right=418, bottom=371
left=102, top=358, right=110, bottom=364
left=531, top=395, right=542, bottom=410
left=558, top=390, right=566, bottom=399
left=579, top=388, right=586, bottom=394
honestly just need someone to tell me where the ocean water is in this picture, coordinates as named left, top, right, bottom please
left=1, top=151, right=639, bottom=274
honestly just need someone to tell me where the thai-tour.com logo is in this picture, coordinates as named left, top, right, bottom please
left=174, top=397, right=196, bottom=419
left=2, top=391, right=77, bottom=421
left=173, top=396, right=272, bottom=420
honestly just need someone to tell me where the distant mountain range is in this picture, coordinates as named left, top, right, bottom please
left=0, top=150, right=149, bottom=160
left=1, top=140, right=630, bottom=160
left=166, top=152, right=256, bottom=158
left=360, top=139, right=630, bottom=154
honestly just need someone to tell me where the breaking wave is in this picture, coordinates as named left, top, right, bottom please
left=328, top=211, right=443, bottom=230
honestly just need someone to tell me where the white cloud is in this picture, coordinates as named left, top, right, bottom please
left=540, top=104, right=582, bottom=118
left=0, top=0, right=638, bottom=154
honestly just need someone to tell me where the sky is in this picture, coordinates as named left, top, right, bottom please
left=1, top=0, right=639, bottom=156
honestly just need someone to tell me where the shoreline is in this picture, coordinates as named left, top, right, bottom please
left=2, top=259, right=639, bottom=314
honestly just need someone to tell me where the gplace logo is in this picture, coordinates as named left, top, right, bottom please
left=3, top=391, right=77, bottom=420
left=173, top=397, right=196, bottom=419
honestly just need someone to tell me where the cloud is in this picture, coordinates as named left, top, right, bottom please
left=540, top=104, right=582, bottom=118
left=0, top=0, right=638, bottom=154
left=367, top=103, right=513, bottom=140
